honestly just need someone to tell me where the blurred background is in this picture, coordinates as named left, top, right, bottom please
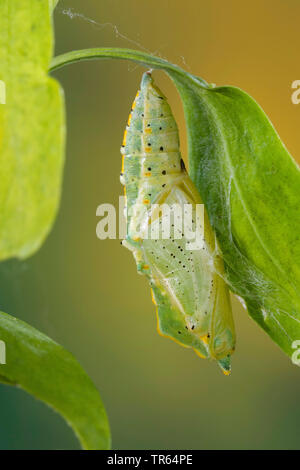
left=0, top=0, right=300, bottom=450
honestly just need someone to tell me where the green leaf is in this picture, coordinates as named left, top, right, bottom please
left=49, top=0, right=60, bottom=11
left=50, top=48, right=300, bottom=360
left=0, top=3, right=110, bottom=450
left=0, top=310, right=110, bottom=449
left=0, top=0, right=65, bottom=261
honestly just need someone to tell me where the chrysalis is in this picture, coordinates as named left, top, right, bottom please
left=120, top=72, right=235, bottom=374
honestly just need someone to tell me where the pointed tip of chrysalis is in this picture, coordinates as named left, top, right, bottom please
left=218, top=356, right=232, bottom=376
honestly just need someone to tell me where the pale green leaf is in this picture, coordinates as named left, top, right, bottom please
left=50, top=0, right=60, bottom=11
left=0, top=0, right=65, bottom=260
left=0, top=2, right=110, bottom=450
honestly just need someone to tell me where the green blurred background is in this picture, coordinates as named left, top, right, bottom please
left=0, top=0, right=300, bottom=449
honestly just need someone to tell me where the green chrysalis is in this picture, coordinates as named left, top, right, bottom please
left=120, top=72, right=235, bottom=374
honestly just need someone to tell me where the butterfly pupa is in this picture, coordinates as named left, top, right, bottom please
left=120, top=72, right=235, bottom=374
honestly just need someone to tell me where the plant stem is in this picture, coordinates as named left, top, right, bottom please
left=49, top=47, right=209, bottom=89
